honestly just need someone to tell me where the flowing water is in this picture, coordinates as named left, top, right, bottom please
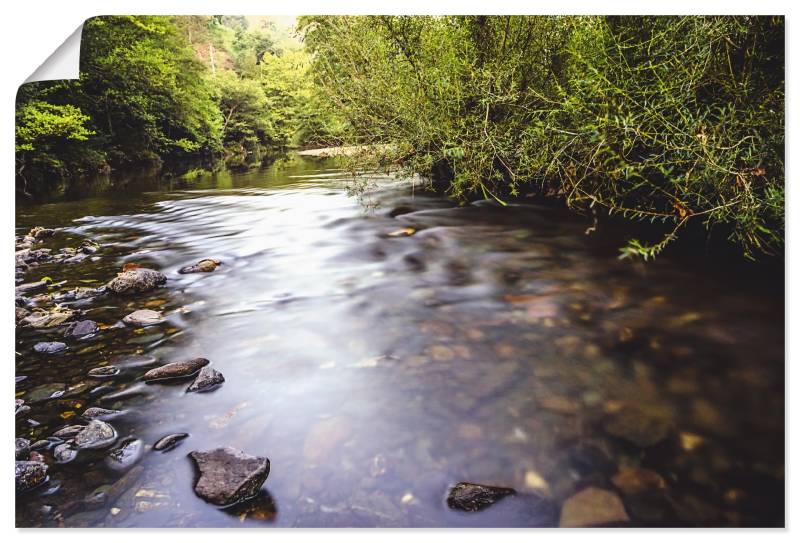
left=15, top=154, right=784, bottom=527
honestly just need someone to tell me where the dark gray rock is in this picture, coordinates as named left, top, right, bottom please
left=16, top=438, right=31, bottom=460
left=82, top=407, right=123, bottom=421
left=189, top=447, right=270, bottom=507
left=105, top=438, right=143, bottom=471
left=16, top=460, right=48, bottom=493
left=33, top=341, right=67, bottom=354
left=74, top=420, right=117, bottom=450
left=187, top=366, right=225, bottom=393
left=53, top=442, right=78, bottom=463
left=53, top=425, right=85, bottom=439
left=154, top=432, right=189, bottom=452
left=87, top=365, right=120, bottom=379
left=64, top=320, right=99, bottom=340
left=143, top=358, right=209, bottom=382
left=30, top=440, right=50, bottom=451
left=446, top=482, right=516, bottom=512
left=106, top=268, right=166, bottom=294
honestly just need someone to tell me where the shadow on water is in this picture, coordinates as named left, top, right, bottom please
left=15, top=153, right=784, bottom=527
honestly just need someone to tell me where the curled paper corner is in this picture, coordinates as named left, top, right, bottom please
left=24, top=24, right=83, bottom=83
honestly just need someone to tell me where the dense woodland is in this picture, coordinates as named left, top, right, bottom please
left=16, top=15, right=784, bottom=260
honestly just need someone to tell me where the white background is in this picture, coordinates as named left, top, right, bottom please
left=2, top=1, right=795, bottom=540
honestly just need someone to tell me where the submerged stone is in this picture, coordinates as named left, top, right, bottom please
left=179, top=258, right=221, bottom=274
left=603, top=407, right=672, bottom=448
left=143, top=358, right=209, bottom=382
left=189, top=447, right=270, bottom=507
left=105, top=438, right=144, bottom=471
left=33, top=341, right=67, bottom=354
left=82, top=407, right=123, bottom=421
left=559, top=487, right=630, bottom=527
left=16, top=460, right=48, bottom=493
left=52, top=425, right=85, bottom=439
left=154, top=432, right=189, bottom=452
left=186, top=366, right=225, bottom=393
left=106, top=268, right=166, bottom=295
left=15, top=438, right=31, bottom=460
left=123, top=309, right=164, bottom=326
left=446, top=482, right=517, bottom=512
left=611, top=467, right=667, bottom=495
left=64, top=320, right=99, bottom=340
left=87, top=366, right=120, bottom=379
left=53, top=442, right=78, bottom=463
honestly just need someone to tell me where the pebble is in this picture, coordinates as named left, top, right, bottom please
left=105, top=438, right=144, bottom=471
left=122, top=309, right=165, bottom=326
left=33, top=341, right=68, bottom=354
left=64, top=320, right=99, bottom=340
left=153, top=432, right=189, bottom=452
left=82, top=407, right=123, bottom=421
left=143, top=358, right=210, bottom=382
left=88, top=366, right=121, bottom=379
left=611, top=467, right=667, bottom=495
left=559, top=487, right=630, bottom=527
left=186, top=366, right=225, bottom=393
left=106, top=267, right=167, bottom=294
left=446, top=482, right=516, bottom=512
left=15, top=438, right=31, bottom=460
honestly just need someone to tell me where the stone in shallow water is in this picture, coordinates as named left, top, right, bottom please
left=106, top=268, right=166, bottom=294
left=611, top=467, right=667, bottom=495
left=82, top=407, right=123, bottom=421
left=87, top=365, right=120, bottom=379
left=189, top=447, right=270, bottom=507
left=179, top=258, right=221, bottom=274
left=186, top=366, right=225, bottom=393
left=33, top=341, right=67, bottom=354
left=154, top=432, right=189, bottom=452
left=64, top=319, right=99, bottom=340
left=16, top=460, right=48, bottom=493
left=559, top=487, right=630, bottom=527
left=446, top=482, right=517, bottom=512
left=53, top=425, right=85, bottom=439
left=105, top=438, right=144, bottom=471
left=74, top=420, right=117, bottom=449
left=15, top=438, right=31, bottom=460
left=122, top=309, right=164, bottom=326
left=53, top=442, right=78, bottom=463
left=143, top=358, right=209, bottom=382
left=603, top=407, right=672, bottom=448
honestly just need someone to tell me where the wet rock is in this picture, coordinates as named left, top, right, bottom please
left=567, top=441, right=616, bottom=477
left=105, top=438, right=144, bottom=471
left=74, top=420, right=117, bottom=450
left=106, top=268, right=166, bottom=295
left=186, top=366, right=225, bottom=393
left=15, top=399, right=30, bottom=417
left=53, top=286, right=106, bottom=303
left=154, top=433, right=189, bottom=452
left=178, top=258, right=221, bottom=274
left=53, top=425, right=85, bottom=439
left=79, top=240, right=99, bottom=254
left=122, top=309, right=164, bottom=326
left=82, top=407, right=123, bottom=421
left=29, top=226, right=55, bottom=240
left=16, top=438, right=31, bottom=460
left=64, top=319, right=99, bottom=340
left=559, top=487, right=630, bottom=527
left=189, top=447, right=270, bottom=507
left=538, top=395, right=581, bottom=415
left=15, top=306, right=30, bottom=323
left=446, top=482, right=516, bottom=512
left=53, top=442, right=78, bottom=463
left=15, top=281, right=48, bottom=296
left=603, top=407, right=672, bottom=448
left=21, top=306, right=75, bottom=328
left=33, top=341, right=67, bottom=354
left=16, top=460, right=48, bottom=493
left=611, top=468, right=667, bottom=495
left=88, top=365, right=120, bottom=379
left=143, top=358, right=209, bottom=382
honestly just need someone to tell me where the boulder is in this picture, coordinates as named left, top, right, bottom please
left=106, top=268, right=166, bottom=295
left=143, top=358, right=209, bottom=382
left=189, top=447, right=270, bottom=507
left=74, top=420, right=117, bottom=450
left=123, top=309, right=164, bottom=326
left=187, top=366, right=225, bottom=393
left=446, top=482, right=517, bottom=512
left=15, top=460, right=48, bottom=493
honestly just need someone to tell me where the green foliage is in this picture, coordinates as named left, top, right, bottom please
left=301, top=15, right=784, bottom=259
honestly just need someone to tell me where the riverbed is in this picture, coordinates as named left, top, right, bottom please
left=15, top=154, right=785, bottom=527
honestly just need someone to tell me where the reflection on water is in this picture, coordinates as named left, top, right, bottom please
left=15, top=155, right=784, bottom=527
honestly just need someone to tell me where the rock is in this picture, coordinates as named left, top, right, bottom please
left=16, top=438, right=31, bottom=460
left=178, top=258, right=221, bottom=274
left=53, top=286, right=106, bottom=303
left=64, top=320, right=99, bottom=340
left=79, top=240, right=99, bottom=254
left=21, top=307, right=75, bottom=328
left=387, top=227, right=416, bottom=237
left=33, top=341, right=68, bottom=354
left=538, top=395, right=581, bottom=414
left=559, top=487, right=630, bottom=527
left=15, top=281, right=48, bottom=295
left=122, top=309, right=164, bottom=326
left=53, top=425, right=85, bottom=439
left=74, top=420, right=117, bottom=450
left=603, top=407, right=672, bottom=448
left=15, top=399, right=30, bottom=417
left=53, top=442, right=78, bottom=463
left=16, top=460, right=48, bottom=493
left=611, top=468, right=667, bottom=495
left=679, top=432, right=706, bottom=452
left=189, top=447, right=270, bottom=507
left=446, top=482, right=516, bottom=512
left=143, top=358, right=209, bottom=382
left=153, top=433, right=189, bottom=452
left=29, top=226, right=55, bottom=240
left=88, top=366, right=120, bottom=379
left=106, top=268, right=167, bottom=295
left=186, top=366, right=225, bottom=393
left=105, top=438, right=144, bottom=471
left=82, top=407, right=123, bottom=421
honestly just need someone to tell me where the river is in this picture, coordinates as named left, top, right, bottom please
left=15, top=153, right=784, bottom=527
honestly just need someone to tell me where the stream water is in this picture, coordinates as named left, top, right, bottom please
left=15, top=154, right=784, bottom=527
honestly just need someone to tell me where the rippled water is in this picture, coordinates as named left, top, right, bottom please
left=15, top=154, right=784, bottom=527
